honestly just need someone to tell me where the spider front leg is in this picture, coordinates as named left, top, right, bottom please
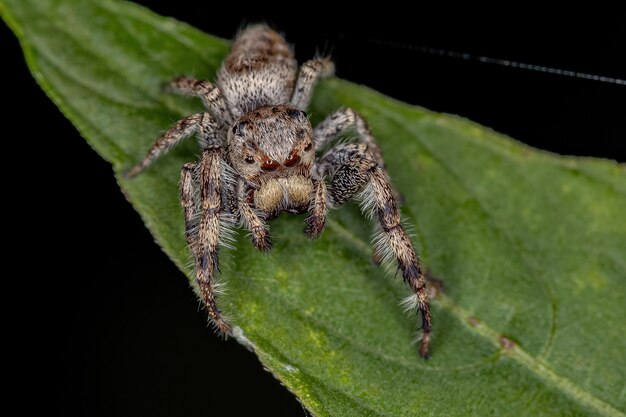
left=319, top=143, right=432, bottom=358
left=126, top=112, right=217, bottom=178
left=180, top=147, right=231, bottom=334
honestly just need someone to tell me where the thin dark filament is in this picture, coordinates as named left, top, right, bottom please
left=340, top=35, right=625, bottom=86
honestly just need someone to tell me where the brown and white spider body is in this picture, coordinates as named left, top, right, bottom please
left=127, top=25, right=432, bottom=358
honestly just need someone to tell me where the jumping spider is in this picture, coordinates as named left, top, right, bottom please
left=127, top=25, right=433, bottom=357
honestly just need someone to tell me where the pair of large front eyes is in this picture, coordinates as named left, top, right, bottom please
left=244, top=142, right=313, bottom=165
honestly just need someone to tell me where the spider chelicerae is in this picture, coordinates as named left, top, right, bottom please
left=127, top=25, right=432, bottom=358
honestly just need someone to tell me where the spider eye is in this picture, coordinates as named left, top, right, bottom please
left=304, top=142, right=313, bottom=152
left=244, top=156, right=255, bottom=164
left=261, top=159, right=280, bottom=171
left=284, top=153, right=301, bottom=167
left=287, top=109, right=301, bottom=119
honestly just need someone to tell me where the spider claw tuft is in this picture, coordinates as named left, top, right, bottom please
left=305, top=215, right=325, bottom=239
left=124, top=165, right=141, bottom=179
left=253, top=233, right=273, bottom=252
left=419, top=332, right=431, bottom=359
left=162, top=75, right=185, bottom=92
left=215, top=319, right=233, bottom=337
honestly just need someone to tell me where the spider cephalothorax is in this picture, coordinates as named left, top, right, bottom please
left=127, top=25, right=433, bottom=358
left=228, top=104, right=316, bottom=219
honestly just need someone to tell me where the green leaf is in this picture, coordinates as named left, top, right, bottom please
left=3, top=1, right=625, bottom=415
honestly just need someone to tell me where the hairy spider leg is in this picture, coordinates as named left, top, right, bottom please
left=291, top=58, right=335, bottom=110
left=313, top=116, right=432, bottom=358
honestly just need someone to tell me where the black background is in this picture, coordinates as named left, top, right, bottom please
left=4, top=3, right=624, bottom=416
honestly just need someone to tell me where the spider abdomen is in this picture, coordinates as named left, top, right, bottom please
left=218, top=25, right=298, bottom=117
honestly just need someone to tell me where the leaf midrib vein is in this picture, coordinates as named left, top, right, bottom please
left=326, top=221, right=623, bottom=417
